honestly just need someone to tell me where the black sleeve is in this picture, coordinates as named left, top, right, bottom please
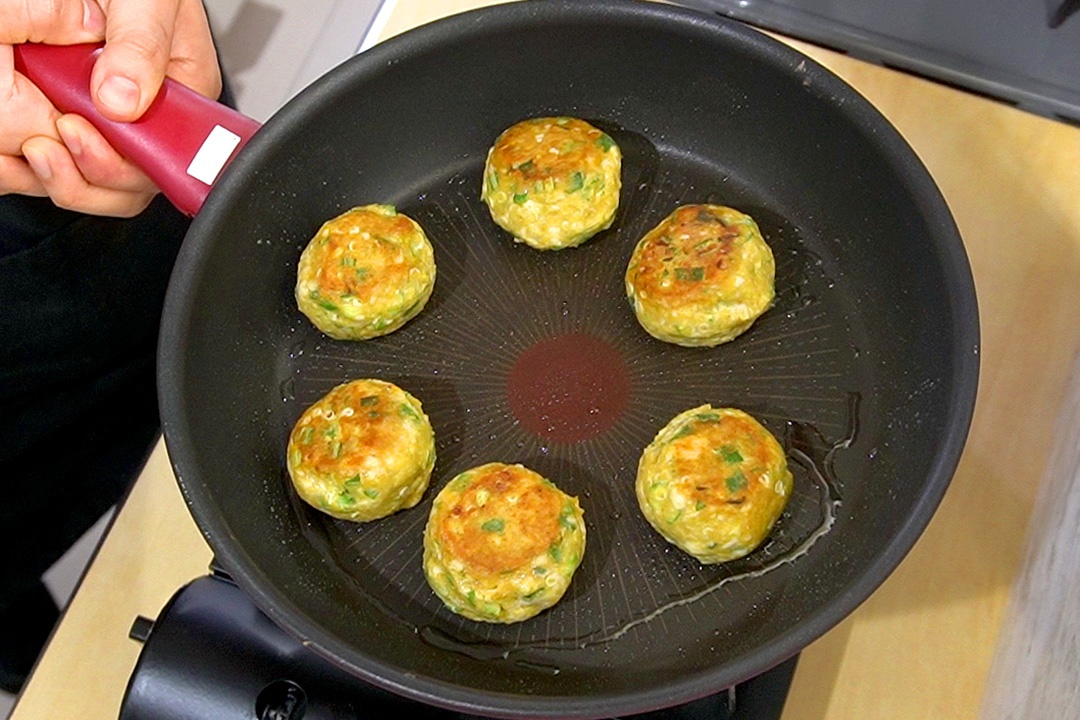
left=0, top=192, right=190, bottom=609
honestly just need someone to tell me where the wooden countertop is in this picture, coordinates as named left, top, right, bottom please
left=11, top=2, right=1080, bottom=719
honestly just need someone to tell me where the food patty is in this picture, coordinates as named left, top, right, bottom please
left=296, top=204, right=436, bottom=340
left=286, top=379, right=435, bottom=522
left=636, top=405, right=793, bottom=563
left=625, top=204, right=775, bottom=346
left=481, top=116, right=621, bottom=250
left=423, top=462, right=586, bottom=623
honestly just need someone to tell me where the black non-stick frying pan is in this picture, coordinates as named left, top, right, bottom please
left=20, top=1, right=980, bottom=717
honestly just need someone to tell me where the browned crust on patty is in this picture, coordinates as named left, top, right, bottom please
left=433, top=464, right=563, bottom=578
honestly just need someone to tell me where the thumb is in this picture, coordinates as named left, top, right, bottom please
left=0, top=0, right=106, bottom=45
left=90, top=0, right=181, bottom=121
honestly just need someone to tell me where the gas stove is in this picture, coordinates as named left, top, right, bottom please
left=119, top=570, right=799, bottom=720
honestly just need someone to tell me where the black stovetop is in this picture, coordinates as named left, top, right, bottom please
left=682, top=0, right=1080, bottom=124
left=119, top=574, right=799, bottom=720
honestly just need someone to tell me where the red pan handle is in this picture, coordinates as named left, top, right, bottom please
left=13, top=42, right=262, bottom=216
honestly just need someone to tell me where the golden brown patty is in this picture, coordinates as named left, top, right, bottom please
left=286, top=379, right=435, bottom=522
left=423, top=462, right=586, bottom=623
left=625, top=205, right=775, bottom=346
left=636, top=405, right=793, bottom=563
left=481, top=117, right=621, bottom=250
left=295, top=204, right=436, bottom=340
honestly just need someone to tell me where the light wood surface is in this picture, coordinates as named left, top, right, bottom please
left=776, top=36, right=1080, bottom=720
left=11, top=2, right=1080, bottom=719
left=12, top=442, right=213, bottom=719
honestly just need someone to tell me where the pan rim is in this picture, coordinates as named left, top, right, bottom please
left=158, top=0, right=979, bottom=716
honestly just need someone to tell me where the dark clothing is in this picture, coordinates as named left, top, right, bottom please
left=0, top=193, right=190, bottom=615
left=0, top=69, right=233, bottom=693
left=0, top=580, right=57, bottom=694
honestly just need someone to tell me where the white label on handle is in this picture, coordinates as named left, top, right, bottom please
left=186, top=125, right=242, bottom=185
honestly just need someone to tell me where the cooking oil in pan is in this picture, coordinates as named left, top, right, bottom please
left=411, top=399, right=855, bottom=656
left=590, top=393, right=857, bottom=645
left=286, top=152, right=868, bottom=663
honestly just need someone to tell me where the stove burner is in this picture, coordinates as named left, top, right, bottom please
left=120, top=574, right=798, bottom=720
left=506, top=332, right=629, bottom=443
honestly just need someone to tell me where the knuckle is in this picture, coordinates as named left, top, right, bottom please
left=22, top=0, right=67, bottom=40
left=199, top=65, right=223, bottom=100
left=110, top=22, right=171, bottom=66
left=78, top=151, right=155, bottom=194
left=42, top=170, right=94, bottom=213
left=55, top=187, right=154, bottom=218
left=119, top=193, right=154, bottom=218
left=171, top=56, right=222, bottom=100
left=49, top=187, right=90, bottom=213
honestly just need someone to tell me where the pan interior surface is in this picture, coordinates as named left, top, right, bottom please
left=160, top=2, right=977, bottom=716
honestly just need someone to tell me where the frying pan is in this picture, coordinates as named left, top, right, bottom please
left=17, top=1, right=979, bottom=717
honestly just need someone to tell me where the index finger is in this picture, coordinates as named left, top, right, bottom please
left=0, top=0, right=105, bottom=45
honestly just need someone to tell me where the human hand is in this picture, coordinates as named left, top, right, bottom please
left=0, top=0, right=222, bottom=217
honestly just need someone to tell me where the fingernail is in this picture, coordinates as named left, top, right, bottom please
left=57, top=119, right=83, bottom=157
left=83, top=0, right=106, bottom=35
left=97, top=76, right=140, bottom=117
left=24, top=147, right=53, bottom=182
